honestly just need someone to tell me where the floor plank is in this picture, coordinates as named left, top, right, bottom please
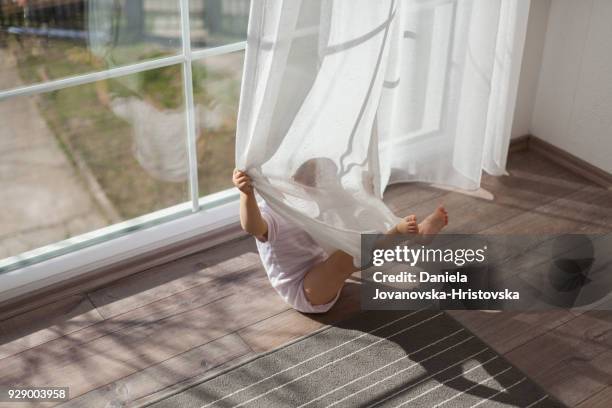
left=576, top=385, right=612, bottom=408
left=0, top=286, right=288, bottom=401
left=88, top=240, right=259, bottom=319
left=506, top=311, right=612, bottom=407
left=238, top=310, right=325, bottom=353
left=535, top=186, right=612, bottom=230
left=383, top=182, right=448, bottom=214
left=448, top=309, right=575, bottom=355
left=481, top=151, right=594, bottom=211
left=0, top=295, right=103, bottom=360
left=2, top=261, right=268, bottom=352
left=57, top=333, right=251, bottom=408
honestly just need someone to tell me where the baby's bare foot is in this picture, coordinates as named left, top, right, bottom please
left=419, top=206, right=448, bottom=236
left=396, top=214, right=419, bottom=234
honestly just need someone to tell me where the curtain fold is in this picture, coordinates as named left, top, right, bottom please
left=236, top=0, right=530, bottom=258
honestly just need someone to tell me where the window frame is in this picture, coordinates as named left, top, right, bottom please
left=0, top=0, right=249, bottom=300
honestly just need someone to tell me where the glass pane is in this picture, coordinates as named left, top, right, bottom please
left=190, top=0, right=249, bottom=48
left=0, top=0, right=182, bottom=90
left=193, top=51, right=244, bottom=196
left=0, top=64, right=189, bottom=260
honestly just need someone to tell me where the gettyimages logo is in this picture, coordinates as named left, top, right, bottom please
left=361, top=233, right=611, bottom=311
left=371, top=244, right=487, bottom=267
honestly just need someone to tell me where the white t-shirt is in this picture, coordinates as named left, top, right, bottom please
left=255, top=202, right=339, bottom=313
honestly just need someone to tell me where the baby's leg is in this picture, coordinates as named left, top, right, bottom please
left=303, top=251, right=358, bottom=306
left=303, top=209, right=447, bottom=307
left=304, top=215, right=418, bottom=306
left=303, top=215, right=419, bottom=306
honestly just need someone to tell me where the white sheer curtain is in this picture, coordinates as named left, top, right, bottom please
left=236, top=0, right=530, bottom=258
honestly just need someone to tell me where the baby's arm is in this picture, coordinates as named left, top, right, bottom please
left=233, top=169, right=268, bottom=240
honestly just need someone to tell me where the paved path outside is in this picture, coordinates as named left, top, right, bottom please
left=0, top=48, right=108, bottom=260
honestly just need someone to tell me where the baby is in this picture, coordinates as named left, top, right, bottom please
left=232, top=167, right=448, bottom=314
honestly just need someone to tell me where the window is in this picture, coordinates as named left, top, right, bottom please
left=0, top=0, right=249, bottom=272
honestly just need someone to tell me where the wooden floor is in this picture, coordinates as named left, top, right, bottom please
left=0, top=150, right=611, bottom=408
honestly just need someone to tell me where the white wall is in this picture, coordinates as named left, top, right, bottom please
left=529, top=0, right=612, bottom=173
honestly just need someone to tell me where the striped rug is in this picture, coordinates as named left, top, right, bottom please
left=146, top=310, right=565, bottom=408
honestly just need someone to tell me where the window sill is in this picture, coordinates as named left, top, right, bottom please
left=0, top=189, right=245, bottom=307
